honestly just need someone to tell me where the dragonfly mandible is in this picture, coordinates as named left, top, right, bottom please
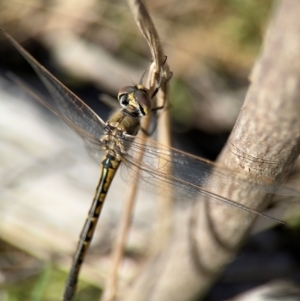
left=0, top=29, right=294, bottom=301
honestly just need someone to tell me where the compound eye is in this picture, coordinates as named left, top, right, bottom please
left=119, top=94, right=129, bottom=108
left=118, top=86, right=136, bottom=95
left=135, top=90, right=151, bottom=116
left=118, top=86, right=136, bottom=108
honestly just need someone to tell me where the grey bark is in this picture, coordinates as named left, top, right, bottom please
left=125, top=1, right=300, bottom=300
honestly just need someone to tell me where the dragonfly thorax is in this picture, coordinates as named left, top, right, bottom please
left=101, top=133, right=127, bottom=158
left=101, top=110, right=141, bottom=156
left=118, top=84, right=151, bottom=117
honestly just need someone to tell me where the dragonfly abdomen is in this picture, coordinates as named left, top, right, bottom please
left=63, top=153, right=121, bottom=301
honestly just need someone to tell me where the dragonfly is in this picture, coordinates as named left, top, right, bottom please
left=0, top=29, right=297, bottom=301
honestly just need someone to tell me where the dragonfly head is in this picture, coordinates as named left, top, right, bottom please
left=118, top=85, right=151, bottom=117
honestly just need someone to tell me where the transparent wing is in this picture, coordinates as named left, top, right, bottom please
left=3, top=29, right=297, bottom=222
left=120, top=136, right=300, bottom=220
left=1, top=29, right=139, bottom=163
left=1, top=29, right=107, bottom=142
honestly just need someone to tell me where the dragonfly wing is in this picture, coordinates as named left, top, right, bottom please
left=123, top=136, right=300, bottom=221
left=7, top=71, right=109, bottom=164
left=1, top=29, right=106, bottom=141
left=81, top=134, right=109, bottom=164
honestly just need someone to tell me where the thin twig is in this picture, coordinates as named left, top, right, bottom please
left=126, top=0, right=164, bottom=74
left=152, top=79, right=173, bottom=252
left=102, top=1, right=172, bottom=300
left=129, top=0, right=174, bottom=252
left=126, top=0, right=172, bottom=96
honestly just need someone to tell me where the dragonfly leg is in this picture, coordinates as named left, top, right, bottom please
left=141, top=102, right=172, bottom=136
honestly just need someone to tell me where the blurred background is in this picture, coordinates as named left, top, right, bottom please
left=0, top=0, right=300, bottom=300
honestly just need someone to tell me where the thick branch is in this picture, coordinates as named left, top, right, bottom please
left=125, top=1, right=300, bottom=300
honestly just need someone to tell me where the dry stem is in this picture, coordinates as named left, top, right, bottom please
left=102, top=1, right=171, bottom=300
